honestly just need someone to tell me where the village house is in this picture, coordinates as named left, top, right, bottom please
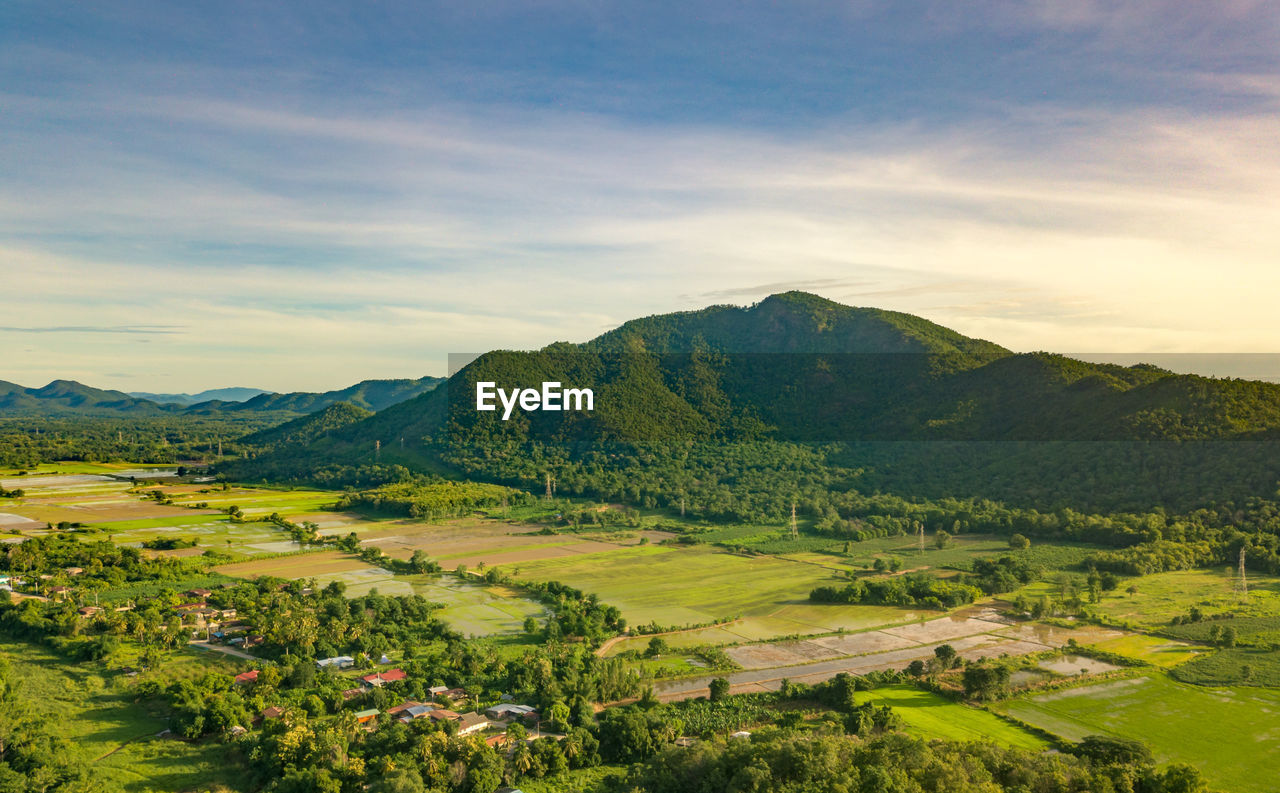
left=398, top=705, right=435, bottom=723
left=316, top=655, right=355, bottom=670
left=484, top=703, right=537, bottom=723
left=340, top=687, right=365, bottom=701
left=359, top=668, right=407, bottom=688
left=457, top=712, right=490, bottom=736
left=234, top=670, right=259, bottom=685
left=385, top=701, right=422, bottom=717
left=426, top=709, right=461, bottom=724
left=354, top=708, right=380, bottom=726
left=64, top=566, right=84, bottom=576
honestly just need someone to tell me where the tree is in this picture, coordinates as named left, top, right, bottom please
left=1008, top=533, right=1030, bottom=550
left=708, top=677, right=730, bottom=702
left=961, top=663, right=1010, bottom=701
left=646, top=636, right=669, bottom=658
left=934, top=530, right=951, bottom=550
left=367, top=767, right=425, bottom=793
left=1072, top=735, right=1153, bottom=766
left=1221, top=626, right=1237, bottom=648
left=934, top=644, right=958, bottom=670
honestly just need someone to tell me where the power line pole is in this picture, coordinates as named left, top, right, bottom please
left=544, top=472, right=554, bottom=501
left=917, top=522, right=924, bottom=554
left=374, top=440, right=381, bottom=462
left=680, top=497, right=685, bottom=518
left=790, top=503, right=798, bottom=540
left=1238, top=547, right=1249, bottom=596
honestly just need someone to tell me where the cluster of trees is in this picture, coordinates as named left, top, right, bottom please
left=0, top=533, right=201, bottom=590
left=516, top=578, right=627, bottom=643
left=335, top=480, right=532, bottom=521
left=621, top=731, right=1208, bottom=793
left=810, top=573, right=982, bottom=609
left=0, top=415, right=272, bottom=468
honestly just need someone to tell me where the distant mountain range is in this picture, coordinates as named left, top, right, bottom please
left=0, top=376, right=444, bottom=417
left=129, top=387, right=270, bottom=405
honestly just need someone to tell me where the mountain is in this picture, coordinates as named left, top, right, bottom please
left=238, top=402, right=374, bottom=449
left=187, top=376, right=444, bottom=415
left=0, top=379, right=170, bottom=414
left=129, top=387, right=271, bottom=405
left=0, top=376, right=444, bottom=418
left=229, top=292, right=1280, bottom=506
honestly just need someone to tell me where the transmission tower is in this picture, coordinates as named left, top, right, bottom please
left=544, top=472, right=554, bottom=500
left=680, top=497, right=686, bottom=518
left=790, top=503, right=798, bottom=539
left=917, top=522, right=924, bottom=553
left=374, top=439, right=381, bottom=462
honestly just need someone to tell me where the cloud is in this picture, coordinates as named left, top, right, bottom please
left=2, top=2, right=1279, bottom=390
left=0, top=324, right=183, bottom=335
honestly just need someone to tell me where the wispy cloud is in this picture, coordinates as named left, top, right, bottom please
left=2, top=2, right=1278, bottom=389
left=0, top=325, right=183, bottom=335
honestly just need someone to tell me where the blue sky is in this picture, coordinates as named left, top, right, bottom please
left=3, top=1, right=1279, bottom=391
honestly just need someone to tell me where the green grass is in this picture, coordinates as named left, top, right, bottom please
left=509, top=543, right=933, bottom=644
left=1171, top=648, right=1280, bottom=687
left=509, top=544, right=852, bottom=630
left=1089, top=569, right=1280, bottom=629
left=0, top=640, right=244, bottom=792
left=1004, top=672, right=1280, bottom=793
left=853, top=685, right=1048, bottom=750
left=1163, top=615, right=1280, bottom=646
left=1085, top=633, right=1201, bottom=668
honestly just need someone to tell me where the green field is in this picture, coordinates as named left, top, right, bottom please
left=1089, top=569, right=1280, bottom=628
left=1085, top=633, right=1201, bottom=668
left=1004, top=673, right=1280, bottom=793
left=854, top=685, right=1048, bottom=750
left=507, top=542, right=947, bottom=646
left=0, top=641, right=243, bottom=792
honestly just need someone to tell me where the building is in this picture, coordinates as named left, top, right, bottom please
left=261, top=706, right=285, bottom=720
left=316, top=655, right=355, bottom=670
left=77, top=606, right=102, bottom=617
left=427, top=709, right=461, bottom=724
left=234, top=670, right=259, bottom=685
left=398, top=705, right=435, bottom=723
left=354, top=708, right=380, bottom=725
left=341, top=687, right=364, bottom=701
left=485, top=703, right=536, bottom=721
left=457, top=712, right=489, bottom=736
left=188, top=588, right=212, bottom=598
left=386, top=701, right=422, bottom=717
left=65, top=567, right=84, bottom=576
left=360, top=668, right=407, bottom=688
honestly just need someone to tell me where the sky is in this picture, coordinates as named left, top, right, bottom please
left=3, top=1, right=1279, bottom=392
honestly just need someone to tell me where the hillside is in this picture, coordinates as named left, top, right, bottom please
left=188, top=376, right=443, bottom=414
left=223, top=293, right=1280, bottom=510
left=129, top=387, right=269, bottom=405
left=238, top=402, right=373, bottom=449
left=0, top=379, right=171, bottom=415
left=0, top=376, right=443, bottom=418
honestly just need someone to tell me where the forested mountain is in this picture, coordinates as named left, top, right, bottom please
left=129, top=386, right=269, bottom=405
left=184, top=376, right=443, bottom=415
left=0, top=376, right=442, bottom=418
left=237, top=402, right=373, bottom=450
left=0, top=379, right=169, bottom=415
left=226, top=292, right=1280, bottom=518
